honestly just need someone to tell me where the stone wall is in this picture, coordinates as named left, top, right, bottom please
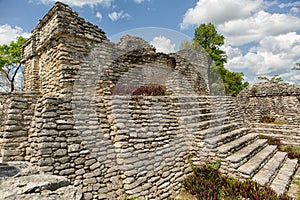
left=250, top=123, right=300, bottom=147
left=20, top=93, right=243, bottom=199
left=1, top=1, right=296, bottom=198
left=22, top=2, right=210, bottom=98
left=238, top=82, right=300, bottom=124
left=0, top=92, right=39, bottom=162
left=22, top=2, right=106, bottom=97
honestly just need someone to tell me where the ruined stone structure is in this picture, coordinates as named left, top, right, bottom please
left=0, top=2, right=299, bottom=199
left=239, top=82, right=300, bottom=125
left=238, top=82, right=300, bottom=147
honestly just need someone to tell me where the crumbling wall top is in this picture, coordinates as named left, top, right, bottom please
left=116, top=34, right=156, bottom=53
left=239, top=82, right=300, bottom=97
left=22, top=1, right=106, bottom=61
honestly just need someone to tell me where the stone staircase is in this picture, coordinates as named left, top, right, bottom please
left=250, top=123, right=300, bottom=147
left=197, top=97, right=299, bottom=195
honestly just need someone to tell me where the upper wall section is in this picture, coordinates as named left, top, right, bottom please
left=238, top=82, right=300, bottom=124
left=22, top=2, right=106, bottom=96
left=22, top=2, right=106, bottom=58
left=22, top=2, right=210, bottom=97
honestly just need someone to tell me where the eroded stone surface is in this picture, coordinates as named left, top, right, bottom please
left=0, top=162, right=83, bottom=200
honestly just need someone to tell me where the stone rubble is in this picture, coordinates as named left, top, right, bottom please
left=0, top=161, right=83, bottom=200
left=0, top=2, right=299, bottom=199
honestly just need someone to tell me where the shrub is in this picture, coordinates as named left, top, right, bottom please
left=260, top=135, right=300, bottom=163
left=131, top=84, right=167, bottom=96
left=182, top=161, right=293, bottom=200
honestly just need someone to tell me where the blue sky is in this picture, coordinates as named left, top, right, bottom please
left=0, top=0, right=299, bottom=85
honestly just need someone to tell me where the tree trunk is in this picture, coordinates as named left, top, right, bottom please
left=10, top=64, right=21, bottom=92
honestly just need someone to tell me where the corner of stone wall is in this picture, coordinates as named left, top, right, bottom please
left=22, top=1, right=107, bottom=97
left=0, top=93, right=39, bottom=162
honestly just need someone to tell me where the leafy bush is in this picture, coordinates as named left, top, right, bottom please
left=280, top=146, right=300, bottom=163
left=112, top=83, right=167, bottom=97
left=260, top=135, right=300, bottom=163
left=131, top=84, right=167, bottom=96
left=182, top=161, right=292, bottom=200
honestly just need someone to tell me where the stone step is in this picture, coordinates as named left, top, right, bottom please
left=0, top=163, right=20, bottom=177
left=238, top=145, right=277, bottom=178
left=270, top=158, right=298, bottom=194
left=178, top=107, right=212, bottom=117
left=180, top=111, right=227, bottom=123
left=173, top=101, right=210, bottom=109
left=226, top=139, right=268, bottom=169
left=205, top=127, right=249, bottom=147
left=182, top=117, right=229, bottom=132
left=253, top=151, right=287, bottom=186
left=217, top=133, right=259, bottom=157
left=198, top=116, right=231, bottom=129
left=256, top=133, right=300, bottom=147
left=202, top=122, right=242, bottom=138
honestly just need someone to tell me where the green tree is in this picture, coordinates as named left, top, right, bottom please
left=193, top=23, right=227, bottom=66
left=185, top=23, right=248, bottom=96
left=258, top=74, right=283, bottom=83
left=0, top=36, right=27, bottom=92
left=292, top=62, right=300, bottom=70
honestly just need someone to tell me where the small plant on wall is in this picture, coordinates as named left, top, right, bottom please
left=130, top=83, right=168, bottom=103
left=131, top=84, right=167, bottom=96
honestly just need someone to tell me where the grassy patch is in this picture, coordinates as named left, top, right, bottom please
left=182, top=161, right=293, bottom=200
left=294, top=178, right=300, bottom=200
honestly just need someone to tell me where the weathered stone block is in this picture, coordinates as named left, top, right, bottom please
left=54, top=149, right=67, bottom=157
left=59, top=168, right=75, bottom=175
left=68, top=144, right=80, bottom=153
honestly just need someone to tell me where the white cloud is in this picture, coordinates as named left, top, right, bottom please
left=96, top=12, right=103, bottom=21
left=225, top=32, right=300, bottom=84
left=0, top=24, right=31, bottom=45
left=219, top=11, right=300, bottom=45
left=108, top=11, right=130, bottom=21
left=150, top=36, right=175, bottom=54
left=133, top=0, right=149, bottom=3
left=180, top=0, right=263, bottom=29
left=279, top=2, right=300, bottom=9
left=31, top=0, right=113, bottom=7
left=291, top=7, right=300, bottom=14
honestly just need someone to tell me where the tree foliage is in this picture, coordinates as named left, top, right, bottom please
left=292, top=62, right=300, bottom=70
left=193, top=23, right=227, bottom=66
left=184, top=23, right=248, bottom=96
left=258, top=74, right=283, bottom=83
left=0, top=36, right=27, bottom=92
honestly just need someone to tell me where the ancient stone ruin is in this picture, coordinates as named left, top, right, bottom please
left=0, top=2, right=299, bottom=199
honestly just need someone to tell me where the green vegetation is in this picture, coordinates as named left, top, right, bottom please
left=291, top=62, right=300, bottom=70
left=182, top=161, right=293, bottom=200
left=258, top=74, right=283, bottom=83
left=181, top=23, right=249, bottom=96
left=260, top=135, right=300, bottom=163
left=0, top=36, right=27, bottom=92
left=291, top=178, right=300, bottom=200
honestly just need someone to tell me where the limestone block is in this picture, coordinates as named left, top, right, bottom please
left=68, top=144, right=80, bottom=153
left=59, top=168, right=75, bottom=176
left=54, top=149, right=67, bottom=157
